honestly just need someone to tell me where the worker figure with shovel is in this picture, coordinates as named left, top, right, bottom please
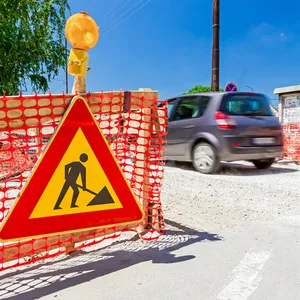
left=54, top=153, right=88, bottom=210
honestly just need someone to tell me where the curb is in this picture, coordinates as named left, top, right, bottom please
left=276, top=159, right=298, bottom=165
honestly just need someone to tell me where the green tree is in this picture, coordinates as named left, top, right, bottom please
left=0, top=0, right=70, bottom=95
left=183, top=84, right=224, bottom=95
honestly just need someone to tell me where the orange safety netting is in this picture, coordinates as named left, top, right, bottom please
left=0, top=90, right=167, bottom=271
left=282, top=123, right=300, bottom=162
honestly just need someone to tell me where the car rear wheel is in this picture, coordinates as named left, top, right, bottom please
left=192, top=143, right=221, bottom=174
left=252, top=158, right=275, bottom=169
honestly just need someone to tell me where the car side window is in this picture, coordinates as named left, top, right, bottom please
left=173, top=97, right=200, bottom=121
left=167, top=99, right=177, bottom=120
left=198, top=96, right=210, bottom=117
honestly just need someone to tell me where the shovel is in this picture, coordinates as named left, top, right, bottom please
left=77, top=185, right=115, bottom=206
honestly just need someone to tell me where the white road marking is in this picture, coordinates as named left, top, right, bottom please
left=217, top=250, right=272, bottom=300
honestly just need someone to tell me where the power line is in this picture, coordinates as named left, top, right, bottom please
left=102, top=0, right=152, bottom=37
left=101, top=0, right=146, bottom=33
left=100, top=0, right=134, bottom=25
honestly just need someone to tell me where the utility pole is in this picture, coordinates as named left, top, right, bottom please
left=211, top=0, right=220, bottom=91
left=65, top=38, right=69, bottom=94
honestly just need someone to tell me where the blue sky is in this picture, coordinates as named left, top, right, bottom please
left=50, top=0, right=300, bottom=104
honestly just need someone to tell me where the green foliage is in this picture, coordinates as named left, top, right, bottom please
left=0, top=0, right=70, bottom=95
left=183, top=85, right=224, bottom=95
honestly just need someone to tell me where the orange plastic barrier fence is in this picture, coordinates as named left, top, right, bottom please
left=0, top=90, right=167, bottom=271
left=282, top=123, right=300, bottom=162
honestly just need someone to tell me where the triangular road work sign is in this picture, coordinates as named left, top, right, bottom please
left=0, top=96, right=144, bottom=242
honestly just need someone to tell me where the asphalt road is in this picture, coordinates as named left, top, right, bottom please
left=1, top=161, right=300, bottom=300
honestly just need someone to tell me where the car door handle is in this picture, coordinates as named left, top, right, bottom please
left=183, top=125, right=195, bottom=129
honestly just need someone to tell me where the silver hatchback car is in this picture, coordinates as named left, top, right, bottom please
left=163, top=92, right=283, bottom=174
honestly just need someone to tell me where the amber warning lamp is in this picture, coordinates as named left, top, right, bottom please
left=65, top=12, right=99, bottom=78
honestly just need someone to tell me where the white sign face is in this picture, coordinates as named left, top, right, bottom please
left=282, top=94, right=300, bottom=124
left=284, top=96, right=300, bottom=108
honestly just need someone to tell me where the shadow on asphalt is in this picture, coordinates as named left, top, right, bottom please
left=0, top=219, right=222, bottom=300
left=166, top=161, right=299, bottom=176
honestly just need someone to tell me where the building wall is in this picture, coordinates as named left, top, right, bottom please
left=278, top=92, right=300, bottom=161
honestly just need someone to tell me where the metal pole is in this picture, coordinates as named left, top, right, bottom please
left=65, top=38, right=69, bottom=94
left=211, top=0, right=220, bottom=91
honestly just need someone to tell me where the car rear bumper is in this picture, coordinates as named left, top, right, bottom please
left=221, top=145, right=283, bottom=162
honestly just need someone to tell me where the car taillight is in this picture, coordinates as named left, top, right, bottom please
left=215, top=111, right=236, bottom=129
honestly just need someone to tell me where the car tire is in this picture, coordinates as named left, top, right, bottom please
left=192, top=142, right=221, bottom=174
left=252, top=158, right=275, bottom=169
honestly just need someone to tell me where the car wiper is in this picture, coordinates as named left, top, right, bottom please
left=244, top=110, right=264, bottom=116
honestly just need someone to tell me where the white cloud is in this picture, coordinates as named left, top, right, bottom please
left=248, top=23, right=292, bottom=44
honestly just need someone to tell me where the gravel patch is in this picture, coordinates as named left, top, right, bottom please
left=161, top=161, right=300, bottom=231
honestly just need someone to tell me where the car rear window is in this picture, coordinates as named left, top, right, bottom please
left=220, top=94, right=273, bottom=116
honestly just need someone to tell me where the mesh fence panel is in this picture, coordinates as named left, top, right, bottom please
left=0, top=91, right=167, bottom=271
